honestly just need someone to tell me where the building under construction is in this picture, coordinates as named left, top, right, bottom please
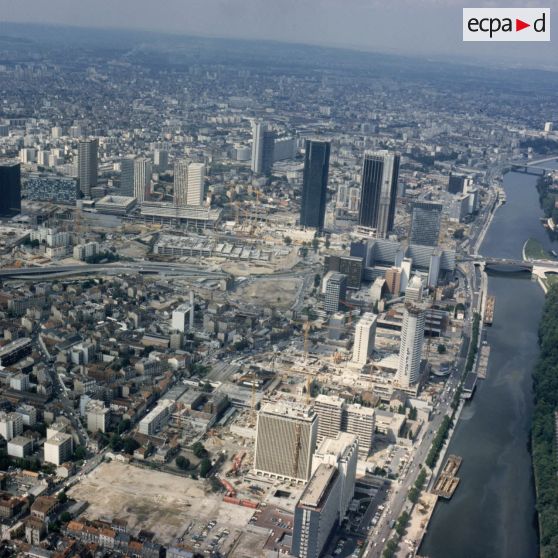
left=253, top=402, right=317, bottom=483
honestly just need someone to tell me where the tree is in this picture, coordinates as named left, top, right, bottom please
left=283, top=236, right=292, bottom=246
left=110, top=433, right=123, bottom=452
left=57, top=491, right=68, bottom=504
left=199, top=458, right=212, bottom=478
left=314, top=274, right=321, bottom=288
left=176, top=456, right=190, bottom=470
left=300, top=246, right=308, bottom=258
left=74, top=446, right=86, bottom=461
left=453, top=228, right=465, bottom=240
left=122, top=438, right=140, bottom=454
left=324, top=238, right=331, bottom=249
left=60, top=511, right=72, bottom=523
left=192, top=442, right=208, bottom=459
left=311, top=238, right=319, bottom=252
left=437, top=344, right=447, bottom=354
left=408, top=406, right=418, bottom=421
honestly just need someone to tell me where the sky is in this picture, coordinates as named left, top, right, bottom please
left=1, top=0, right=558, bottom=69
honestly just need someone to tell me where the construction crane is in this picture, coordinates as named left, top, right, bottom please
left=424, top=288, right=437, bottom=363
left=292, top=422, right=302, bottom=480
left=340, top=299, right=361, bottom=326
left=250, top=368, right=258, bottom=425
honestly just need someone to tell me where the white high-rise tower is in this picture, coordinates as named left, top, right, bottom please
left=187, top=163, right=205, bottom=206
left=133, top=157, right=152, bottom=203
left=352, top=312, right=378, bottom=365
left=396, top=304, right=426, bottom=387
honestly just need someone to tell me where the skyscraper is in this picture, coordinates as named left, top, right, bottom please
left=251, top=121, right=275, bottom=175
left=174, top=160, right=189, bottom=207
left=405, top=275, right=424, bottom=304
left=324, top=273, right=347, bottom=313
left=352, top=312, right=378, bottom=365
left=314, top=395, right=375, bottom=458
left=396, top=304, right=426, bottom=388
left=0, top=161, right=21, bottom=217
left=187, top=163, right=205, bottom=206
left=78, top=139, right=98, bottom=197
left=153, top=149, right=168, bottom=173
left=291, top=464, right=341, bottom=558
left=133, top=158, right=152, bottom=203
left=120, top=157, right=135, bottom=196
left=300, top=140, right=330, bottom=230
left=447, top=173, right=472, bottom=195
left=409, top=201, right=443, bottom=246
left=254, top=402, right=317, bottom=482
left=358, top=150, right=400, bottom=238
left=312, top=433, right=358, bottom=519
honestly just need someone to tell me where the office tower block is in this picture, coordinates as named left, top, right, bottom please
left=134, top=157, right=152, bottom=203
left=343, top=404, right=375, bottom=458
left=120, top=157, right=135, bottom=196
left=447, top=172, right=468, bottom=195
left=324, top=255, right=363, bottom=290
left=300, top=140, right=330, bottom=230
left=86, top=400, right=110, bottom=433
left=254, top=402, right=317, bottom=482
left=312, top=433, right=358, bottom=519
left=400, top=257, right=413, bottom=294
left=397, top=304, right=426, bottom=388
left=352, top=312, right=378, bottom=365
left=0, top=161, right=21, bottom=216
left=43, top=432, right=73, bottom=466
left=174, top=159, right=189, bottom=207
left=428, top=249, right=442, bottom=288
left=291, top=464, right=341, bottom=558
left=314, top=395, right=375, bottom=458
left=384, top=267, right=401, bottom=295
left=78, top=139, right=98, bottom=197
left=409, top=201, right=443, bottom=246
left=358, top=150, right=400, bottom=237
left=171, top=293, right=195, bottom=332
left=154, top=149, right=168, bottom=173
left=405, top=275, right=423, bottom=304
left=251, top=121, right=275, bottom=175
left=324, top=272, right=347, bottom=313
left=187, top=162, right=205, bottom=206
left=314, top=394, right=344, bottom=444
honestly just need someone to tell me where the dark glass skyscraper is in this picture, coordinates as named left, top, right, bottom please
left=300, top=140, right=330, bottom=229
left=358, top=151, right=400, bottom=238
left=0, top=162, right=21, bottom=217
left=251, top=122, right=275, bottom=175
left=409, top=201, right=443, bottom=246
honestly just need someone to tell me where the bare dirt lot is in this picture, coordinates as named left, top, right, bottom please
left=231, top=277, right=301, bottom=309
left=68, top=461, right=254, bottom=546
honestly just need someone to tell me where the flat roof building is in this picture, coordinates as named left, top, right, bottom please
left=254, top=402, right=317, bottom=482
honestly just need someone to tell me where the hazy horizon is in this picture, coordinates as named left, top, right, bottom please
left=1, top=0, right=558, bottom=70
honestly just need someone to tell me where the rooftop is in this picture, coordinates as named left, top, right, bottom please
left=298, top=463, right=338, bottom=510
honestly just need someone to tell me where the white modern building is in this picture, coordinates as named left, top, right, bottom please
left=133, top=157, right=152, bottom=202
left=254, top=402, right=317, bottom=482
left=312, top=433, right=358, bottom=519
left=352, top=312, right=378, bottom=365
left=186, top=162, right=205, bottom=206
left=44, top=432, right=73, bottom=466
left=396, top=304, right=426, bottom=388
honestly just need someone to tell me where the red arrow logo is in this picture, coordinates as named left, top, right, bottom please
left=516, top=18, right=530, bottom=31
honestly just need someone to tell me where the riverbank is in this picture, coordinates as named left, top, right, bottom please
left=421, top=170, right=545, bottom=558
left=531, top=284, right=558, bottom=557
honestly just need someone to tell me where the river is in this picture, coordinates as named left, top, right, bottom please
left=420, top=165, right=558, bottom=558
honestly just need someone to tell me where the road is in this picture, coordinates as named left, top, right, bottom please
left=365, top=189, right=492, bottom=557
left=0, top=261, right=229, bottom=280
